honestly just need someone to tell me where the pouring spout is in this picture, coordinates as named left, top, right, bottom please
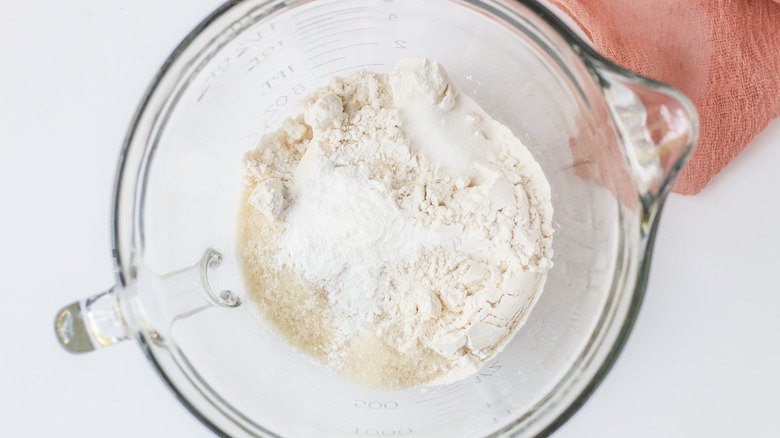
left=591, top=61, right=699, bottom=231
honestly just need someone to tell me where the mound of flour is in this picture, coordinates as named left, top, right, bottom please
left=239, top=59, right=553, bottom=389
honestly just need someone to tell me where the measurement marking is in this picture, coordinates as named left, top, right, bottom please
left=300, top=25, right=340, bottom=40
left=305, top=27, right=375, bottom=44
left=313, top=56, right=346, bottom=68
left=308, top=42, right=378, bottom=60
left=437, top=405, right=465, bottom=415
left=316, top=63, right=384, bottom=79
left=296, top=16, right=332, bottom=31
left=437, top=407, right=462, bottom=415
left=296, top=12, right=335, bottom=25
left=436, top=405, right=467, bottom=414
left=414, top=385, right=464, bottom=404
left=435, top=410, right=462, bottom=420
left=437, top=383, right=464, bottom=393
left=437, top=417, right=465, bottom=428
left=299, top=16, right=371, bottom=36
left=433, top=392, right=467, bottom=408
left=292, top=0, right=356, bottom=19
left=423, top=382, right=464, bottom=394
left=303, top=39, right=341, bottom=52
left=437, top=407, right=462, bottom=416
left=302, top=24, right=374, bottom=42
left=294, top=6, right=368, bottom=24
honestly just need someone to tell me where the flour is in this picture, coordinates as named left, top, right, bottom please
left=238, top=59, right=553, bottom=389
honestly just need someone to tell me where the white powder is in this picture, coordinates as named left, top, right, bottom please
left=239, top=59, right=553, bottom=389
left=278, top=152, right=438, bottom=344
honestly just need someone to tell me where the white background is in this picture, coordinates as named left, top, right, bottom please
left=1, top=1, right=778, bottom=437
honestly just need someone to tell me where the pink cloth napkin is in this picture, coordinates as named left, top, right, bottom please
left=549, top=0, right=780, bottom=194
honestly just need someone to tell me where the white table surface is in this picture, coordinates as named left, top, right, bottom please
left=2, top=1, right=778, bottom=437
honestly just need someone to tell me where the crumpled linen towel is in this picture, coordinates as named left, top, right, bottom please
left=548, top=0, right=780, bottom=194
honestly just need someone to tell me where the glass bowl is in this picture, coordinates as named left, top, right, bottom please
left=54, top=0, right=697, bottom=436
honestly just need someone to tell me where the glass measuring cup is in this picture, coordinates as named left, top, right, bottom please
left=52, top=0, right=697, bottom=436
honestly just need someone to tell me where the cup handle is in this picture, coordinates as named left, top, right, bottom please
left=591, top=61, right=699, bottom=222
left=54, top=286, right=129, bottom=353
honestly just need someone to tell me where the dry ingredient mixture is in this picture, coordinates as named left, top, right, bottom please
left=238, top=59, right=553, bottom=389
